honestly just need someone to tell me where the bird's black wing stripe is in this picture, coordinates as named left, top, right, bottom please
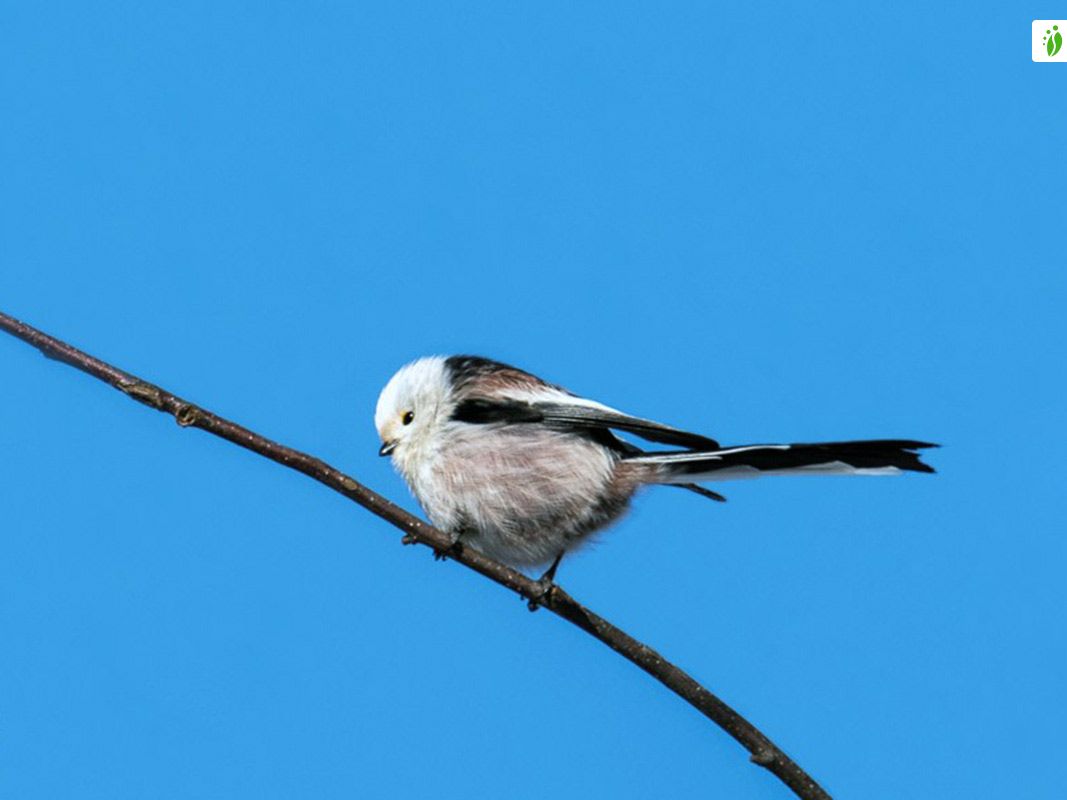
left=450, top=397, right=544, bottom=425
left=535, top=402, right=721, bottom=450
left=450, top=398, right=721, bottom=450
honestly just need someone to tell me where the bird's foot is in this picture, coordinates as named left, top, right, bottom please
left=525, top=577, right=556, bottom=612
left=525, top=551, right=564, bottom=612
left=433, top=530, right=464, bottom=561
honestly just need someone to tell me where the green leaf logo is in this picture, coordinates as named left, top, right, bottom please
left=1043, top=25, right=1063, bottom=57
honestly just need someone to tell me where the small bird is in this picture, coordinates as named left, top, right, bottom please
left=375, top=355, right=935, bottom=583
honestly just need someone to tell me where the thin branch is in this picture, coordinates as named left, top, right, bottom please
left=0, top=310, right=831, bottom=800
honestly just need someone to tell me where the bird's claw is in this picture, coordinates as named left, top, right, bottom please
left=433, top=532, right=464, bottom=561
left=525, top=576, right=556, bottom=612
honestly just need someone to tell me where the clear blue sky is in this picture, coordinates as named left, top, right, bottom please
left=1, top=3, right=1063, bottom=798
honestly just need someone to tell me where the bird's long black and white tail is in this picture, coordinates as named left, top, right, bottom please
left=629, top=440, right=936, bottom=493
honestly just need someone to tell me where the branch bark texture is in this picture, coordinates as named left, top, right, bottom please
left=0, top=310, right=831, bottom=800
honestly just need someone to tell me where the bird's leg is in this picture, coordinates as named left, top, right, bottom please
left=540, top=551, right=564, bottom=585
left=433, top=528, right=464, bottom=561
left=526, top=551, right=564, bottom=611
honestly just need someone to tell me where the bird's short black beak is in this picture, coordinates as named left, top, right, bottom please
left=378, top=441, right=396, bottom=457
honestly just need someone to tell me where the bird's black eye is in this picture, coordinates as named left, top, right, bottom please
left=402, top=410, right=415, bottom=426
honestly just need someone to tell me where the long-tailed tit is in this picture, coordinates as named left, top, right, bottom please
left=375, top=355, right=935, bottom=580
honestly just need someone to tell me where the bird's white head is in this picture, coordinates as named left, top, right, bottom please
left=375, top=357, right=451, bottom=468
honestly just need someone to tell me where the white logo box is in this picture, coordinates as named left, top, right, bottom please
left=1033, top=20, right=1066, bottom=61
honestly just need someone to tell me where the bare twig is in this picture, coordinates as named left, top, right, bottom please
left=0, top=310, right=831, bottom=800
